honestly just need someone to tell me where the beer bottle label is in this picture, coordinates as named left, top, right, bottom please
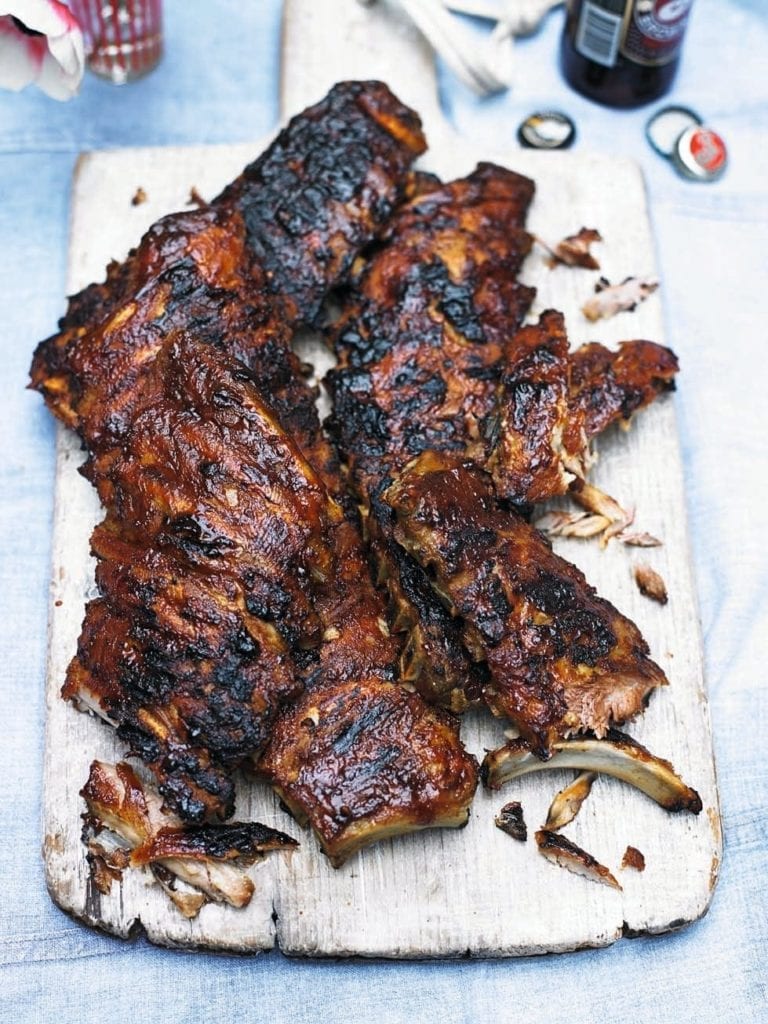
left=621, top=0, right=694, bottom=66
left=574, top=0, right=627, bottom=67
left=574, top=0, right=693, bottom=68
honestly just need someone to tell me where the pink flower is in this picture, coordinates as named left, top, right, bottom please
left=0, top=1, right=84, bottom=99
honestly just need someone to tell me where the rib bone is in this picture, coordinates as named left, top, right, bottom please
left=482, top=732, right=702, bottom=814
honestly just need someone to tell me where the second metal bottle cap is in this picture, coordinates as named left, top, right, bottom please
left=672, top=125, right=728, bottom=181
left=645, top=105, right=702, bottom=158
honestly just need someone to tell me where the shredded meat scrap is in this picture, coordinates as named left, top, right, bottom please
left=539, top=227, right=602, bottom=269
left=582, top=276, right=658, bottom=322
left=82, top=760, right=297, bottom=914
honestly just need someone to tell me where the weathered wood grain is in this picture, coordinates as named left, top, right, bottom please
left=41, top=0, right=721, bottom=957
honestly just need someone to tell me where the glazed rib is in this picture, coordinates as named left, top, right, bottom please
left=385, top=452, right=667, bottom=756
left=255, top=423, right=479, bottom=863
left=328, top=163, right=535, bottom=488
left=30, top=82, right=429, bottom=821
left=64, top=337, right=341, bottom=820
left=569, top=335, right=679, bottom=438
left=258, top=675, right=477, bottom=866
left=326, top=163, right=536, bottom=710
left=482, top=309, right=679, bottom=506
left=254, top=508, right=479, bottom=865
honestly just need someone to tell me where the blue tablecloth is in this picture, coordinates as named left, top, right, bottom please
left=2, top=2, right=766, bottom=1021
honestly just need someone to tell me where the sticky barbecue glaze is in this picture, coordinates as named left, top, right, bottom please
left=326, top=163, right=536, bottom=709
left=385, top=452, right=667, bottom=755
left=31, top=83, right=431, bottom=822
left=259, top=676, right=477, bottom=865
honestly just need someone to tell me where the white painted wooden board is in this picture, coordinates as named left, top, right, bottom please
left=41, top=0, right=720, bottom=957
left=42, top=138, right=721, bottom=957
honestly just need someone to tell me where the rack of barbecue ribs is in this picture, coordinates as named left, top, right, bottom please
left=30, top=82, right=478, bottom=864
left=325, top=172, right=678, bottom=714
left=326, top=163, right=537, bottom=711
left=326, top=204, right=677, bottom=751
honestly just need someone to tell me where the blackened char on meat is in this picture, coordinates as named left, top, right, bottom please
left=385, top=452, right=667, bottom=757
left=30, top=82, right=430, bottom=822
left=326, top=163, right=536, bottom=711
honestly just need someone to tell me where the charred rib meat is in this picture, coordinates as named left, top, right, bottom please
left=259, top=676, right=477, bottom=866
left=326, top=163, right=536, bottom=709
left=257, top=420, right=480, bottom=865
left=328, top=162, right=535, bottom=493
left=64, top=338, right=343, bottom=821
left=31, top=82, right=429, bottom=822
left=482, top=309, right=679, bottom=507
left=569, top=334, right=678, bottom=439
left=385, top=452, right=667, bottom=756
left=31, top=81, right=427, bottom=492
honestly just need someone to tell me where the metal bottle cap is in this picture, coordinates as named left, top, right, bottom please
left=517, top=111, right=576, bottom=150
left=672, top=125, right=728, bottom=181
left=645, top=105, right=702, bottom=158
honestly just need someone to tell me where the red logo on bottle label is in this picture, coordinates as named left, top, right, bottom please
left=635, top=0, right=693, bottom=41
left=622, top=0, right=694, bottom=66
left=689, top=129, right=727, bottom=173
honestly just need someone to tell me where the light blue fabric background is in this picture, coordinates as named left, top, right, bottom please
left=1, top=2, right=766, bottom=1021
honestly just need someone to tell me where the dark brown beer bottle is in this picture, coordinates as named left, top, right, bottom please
left=560, top=0, right=694, bottom=108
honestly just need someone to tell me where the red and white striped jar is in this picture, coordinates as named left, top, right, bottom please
left=70, top=0, right=163, bottom=83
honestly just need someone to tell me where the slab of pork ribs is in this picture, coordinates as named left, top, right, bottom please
left=384, top=452, right=667, bottom=756
left=30, top=82, right=477, bottom=864
left=326, top=163, right=537, bottom=711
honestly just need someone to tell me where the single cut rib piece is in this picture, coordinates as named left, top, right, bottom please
left=326, top=163, right=536, bottom=710
left=481, top=309, right=679, bottom=507
left=258, top=676, right=478, bottom=866
left=385, top=452, right=667, bottom=756
left=328, top=163, right=535, bottom=489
